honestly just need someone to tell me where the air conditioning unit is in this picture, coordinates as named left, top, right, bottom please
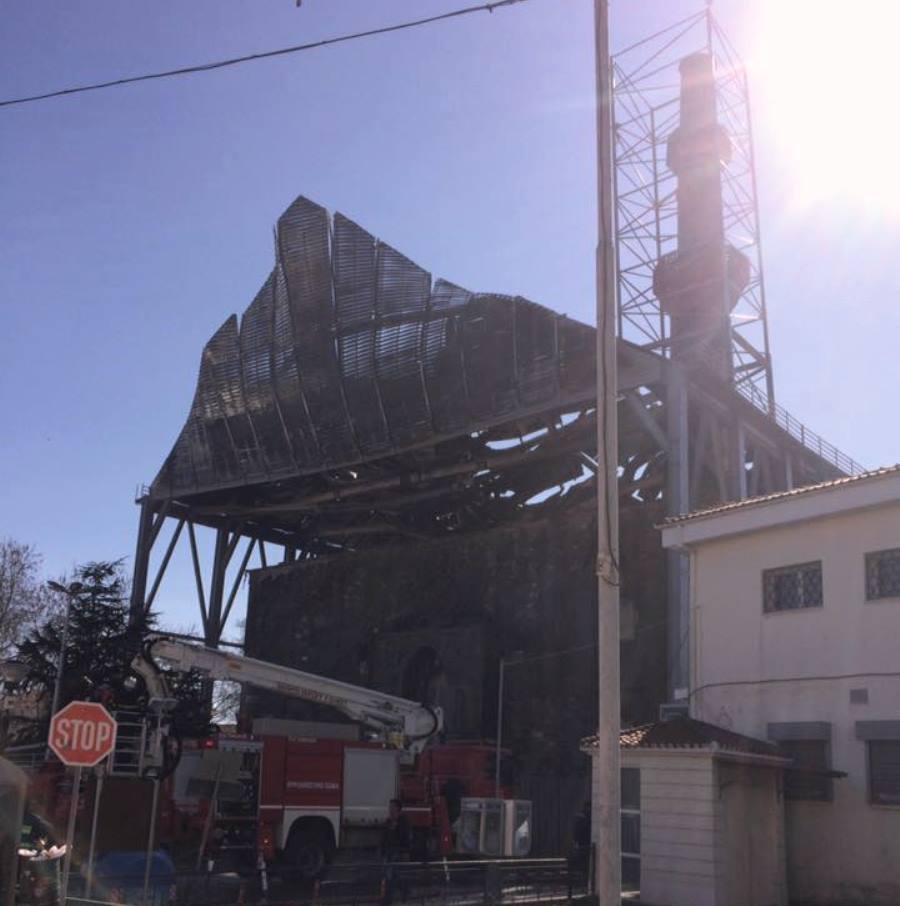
left=659, top=702, right=689, bottom=721
left=456, top=798, right=532, bottom=857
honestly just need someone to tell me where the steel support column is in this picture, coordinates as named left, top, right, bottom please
left=205, top=528, right=231, bottom=648
left=128, top=498, right=154, bottom=626
left=665, top=367, right=690, bottom=703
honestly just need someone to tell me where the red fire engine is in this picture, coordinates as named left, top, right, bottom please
left=135, top=638, right=532, bottom=876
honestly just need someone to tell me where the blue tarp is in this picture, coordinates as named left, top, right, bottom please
left=90, top=850, right=174, bottom=903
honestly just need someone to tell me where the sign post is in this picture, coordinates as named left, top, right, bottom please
left=48, top=701, right=117, bottom=905
left=60, top=768, right=81, bottom=906
left=85, top=764, right=105, bottom=898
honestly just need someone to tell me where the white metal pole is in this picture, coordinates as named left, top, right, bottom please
left=60, top=766, right=82, bottom=906
left=593, top=0, right=621, bottom=904
left=494, top=657, right=505, bottom=798
left=49, top=592, right=72, bottom=725
left=142, top=779, right=161, bottom=906
left=85, top=765, right=105, bottom=899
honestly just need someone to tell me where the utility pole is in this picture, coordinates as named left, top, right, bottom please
left=593, top=1, right=621, bottom=903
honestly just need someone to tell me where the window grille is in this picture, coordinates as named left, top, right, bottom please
left=763, top=562, right=823, bottom=613
left=868, top=740, right=900, bottom=806
left=865, top=548, right=900, bottom=600
left=780, top=739, right=831, bottom=801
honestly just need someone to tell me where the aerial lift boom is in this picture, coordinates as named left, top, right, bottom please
left=132, top=636, right=443, bottom=756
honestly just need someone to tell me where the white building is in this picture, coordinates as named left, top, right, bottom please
left=661, top=465, right=900, bottom=905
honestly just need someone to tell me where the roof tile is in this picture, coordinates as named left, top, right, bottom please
left=664, top=464, right=900, bottom=526
left=583, top=716, right=785, bottom=759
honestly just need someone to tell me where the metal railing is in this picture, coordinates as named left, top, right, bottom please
left=52, top=858, right=589, bottom=906
left=3, top=712, right=150, bottom=778
left=107, top=711, right=149, bottom=778
left=2, top=742, right=45, bottom=770
left=738, top=381, right=864, bottom=476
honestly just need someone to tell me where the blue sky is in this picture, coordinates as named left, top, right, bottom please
left=2, top=0, right=898, bottom=638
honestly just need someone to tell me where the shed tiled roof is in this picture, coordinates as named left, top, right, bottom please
left=583, top=716, right=785, bottom=760
left=664, top=464, right=900, bottom=526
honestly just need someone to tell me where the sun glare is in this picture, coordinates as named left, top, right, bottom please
left=750, top=0, right=900, bottom=214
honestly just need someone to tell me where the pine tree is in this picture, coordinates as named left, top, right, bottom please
left=13, top=560, right=209, bottom=741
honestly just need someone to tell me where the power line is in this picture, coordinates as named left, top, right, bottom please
left=0, top=0, right=533, bottom=110
left=503, top=617, right=670, bottom=668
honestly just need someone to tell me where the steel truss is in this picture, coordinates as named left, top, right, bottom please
left=612, top=9, right=775, bottom=408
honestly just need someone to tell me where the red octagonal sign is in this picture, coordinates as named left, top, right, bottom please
left=48, top=701, right=117, bottom=767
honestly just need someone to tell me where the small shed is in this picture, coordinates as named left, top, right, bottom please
left=583, top=716, right=790, bottom=906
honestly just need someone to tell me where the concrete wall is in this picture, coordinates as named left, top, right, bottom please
left=689, top=501, right=900, bottom=904
left=246, top=508, right=587, bottom=855
left=244, top=502, right=669, bottom=855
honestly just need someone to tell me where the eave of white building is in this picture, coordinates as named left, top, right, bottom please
left=661, top=467, right=900, bottom=550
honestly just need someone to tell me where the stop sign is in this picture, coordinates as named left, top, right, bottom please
left=48, top=701, right=117, bottom=767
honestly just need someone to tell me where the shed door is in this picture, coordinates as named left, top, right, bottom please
left=720, top=763, right=782, bottom=906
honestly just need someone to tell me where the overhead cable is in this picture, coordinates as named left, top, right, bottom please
left=0, top=0, right=533, bottom=110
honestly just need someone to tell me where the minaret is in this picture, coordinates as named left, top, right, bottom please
left=653, top=52, right=750, bottom=379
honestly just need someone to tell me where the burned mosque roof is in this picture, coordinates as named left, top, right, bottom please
left=151, top=196, right=604, bottom=502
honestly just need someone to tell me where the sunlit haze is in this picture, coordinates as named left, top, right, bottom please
left=751, top=0, right=900, bottom=213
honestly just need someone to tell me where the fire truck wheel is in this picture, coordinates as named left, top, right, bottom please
left=285, top=825, right=334, bottom=880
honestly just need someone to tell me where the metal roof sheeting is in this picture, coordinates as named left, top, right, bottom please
left=151, top=196, right=597, bottom=500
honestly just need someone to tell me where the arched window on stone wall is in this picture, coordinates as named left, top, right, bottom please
left=402, top=646, right=441, bottom=703
left=453, top=688, right=467, bottom=731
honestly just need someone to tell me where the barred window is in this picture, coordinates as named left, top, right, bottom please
left=780, top=739, right=832, bottom=801
left=868, top=741, right=900, bottom=805
left=866, top=548, right=900, bottom=600
left=763, top=562, right=823, bottom=612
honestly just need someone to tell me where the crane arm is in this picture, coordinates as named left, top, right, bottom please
left=134, top=636, right=442, bottom=755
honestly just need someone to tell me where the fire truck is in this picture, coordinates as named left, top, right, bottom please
left=134, top=637, right=532, bottom=876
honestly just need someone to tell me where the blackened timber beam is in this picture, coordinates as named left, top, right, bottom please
left=144, top=498, right=314, bottom=550
left=314, top=523, right=428, bottom=539
left=149, top=383, right=603, bottom=504
left=188, top=425, right=596, bottom=519
left=302, top=480, right=478, bottom=516
left=623, top=390, right=669, bottom=452
left=620, top=474, right=664, bottom=499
